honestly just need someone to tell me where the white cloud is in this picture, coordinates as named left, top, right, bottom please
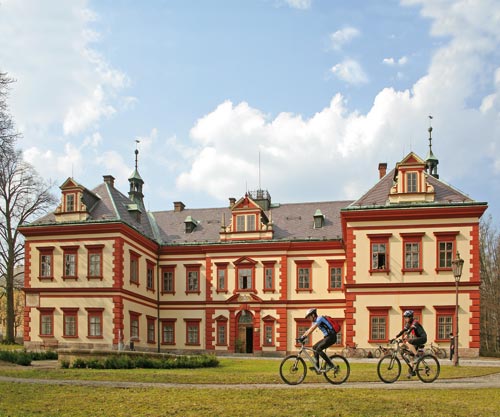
left=329, top=27, right=361, bottom=50
left=331, top=59, right=369, bottom=85
left=176, top=0, right=500, bottom=216
left=282, top=0, right=312, bottom=10
left=383, top=56, right=408, bottom=66
left=0, top=0, right=131, bottom=138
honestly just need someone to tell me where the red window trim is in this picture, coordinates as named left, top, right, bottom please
left=434, top=305, right=455, bottom=343
left=129, top=250, right=141, bottom=286
left=146, top=315, right=156, bottom=344
left=234, top=262, right=256, bottom=293
left=161, top=265, right=176, bottom=295
left=295, top=260, right=313, bottom=293
left=129, top=311, right=142, bottom=342
left=294, top=319, right=313, bottom=347
left=184, top=264, right=202, bottom=295
left=367, top=306, right=391, bottom=343
left=37, top=246, right=55, bottom=281
left=215, top=316, right=228, bottom=346
left=326, top=260, right=344, bottom=292
left=262, top=315, right=276, bottom=347
left=85, top=307, right=104, bottom=339
left=61, top=307, right=79, bottom=338
left=368, top=234, right=392, bottom=274
left=262, top=261, right=276, bottom=293
left=85, top=244, right=104, bottom=280
left=160, top=319, right=176, bottom=345
left=61, top=245, right=79, bottom=280
left=37, top=307, right=55, bottom=337
left=146, top=260, right=155, bottom=292
left=215, top=262, right=229, bottom=294
left=64, top=192, right=77, bottom=212
left=184, top=318, right=202, bottom=346
left=400, top=232, right=425, bottom=274
left=434, top=231, right=459, bottom=273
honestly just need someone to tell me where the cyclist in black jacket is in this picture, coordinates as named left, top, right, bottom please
left=391, top=310, right=427, bottom=374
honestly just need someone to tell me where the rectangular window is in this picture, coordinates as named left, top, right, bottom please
left=236, top=215, right=245, bottom=232
left=162, top=267, right=175, bottom=294
left=439, top=242, right=454, bottom=268
left=185, top=265, right=201, bottom=294
left=130, top=251, right=140, bottom=284
left=38, top=247, right=54, bottom=279
left=368, top=307, right=390, bottom=342
left=85, top=245, right=104, bottom=279
left=216, top=263, right=228, bottom=293
left=235, top=214, right=257, bottom=232
left=216, top=321, right=227, bottom=346
left=62, top=308, right=78, bottom=337
left=186, top=320, right=200, bottom=345
left=146, top=261, right=155, bottom=290
left=368, top=234, right=392, bottom=273
left=405, top=243, right=420, bottom=269
left=62, top=245, right=79, bottom=279
left=161, top=320, right=175, bottom=345
left=246, top=214, right=256, bottom=231
left=329, top=266, right=342, bottom=289
left=264, top=267, right=274, bottom=290
left=39, top=309, right=54, bottom=336
left=435, top=308, right=455, bottom=341
left=263, top=320, right=275, bottom=346
left=295, top=261, right=313, bottom=292
left=66, top=193, right=75, bottom=212
left=147, top=317, right=156, bottom=344
left=130, top=313, right=140, bottom=340
left=238, top=268, right=252, bottom=290
left=86, top=308, right=104, bottom=338
left=434, top=232, right=459, bottom=272
left=407, top=172, right=417, bottom=193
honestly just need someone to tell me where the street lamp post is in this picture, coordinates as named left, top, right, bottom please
left=451, top=251, right=464, bottom=366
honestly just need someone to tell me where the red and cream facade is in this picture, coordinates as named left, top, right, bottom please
left=20, top=152, right=487, bottom=356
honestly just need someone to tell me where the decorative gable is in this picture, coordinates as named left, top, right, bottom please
left=54, top=177, right=97, bottom=222
left=220, top=193, right=273, bottom=241
left=389, top=152, right=435, bottom=204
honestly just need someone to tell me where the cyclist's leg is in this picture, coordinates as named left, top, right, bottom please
left=314, top=335, right=336, bottom=367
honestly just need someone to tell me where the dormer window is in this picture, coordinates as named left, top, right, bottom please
left=236, top=214, right=256, bottom=231
left=406, top=172, right=417, bottom=193
left=184, top=216, right=197, bottom=233
left=66, top=194, right=75, bottom=212
left=313, top=209, right=325, bottom=229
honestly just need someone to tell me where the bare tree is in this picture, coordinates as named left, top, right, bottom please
left=479, top=215, right=500, bottom=353
left=0, top=72, right=57, bottom=343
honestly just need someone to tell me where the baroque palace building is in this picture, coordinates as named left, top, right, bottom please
left=20, top=132, right=487, bottom=357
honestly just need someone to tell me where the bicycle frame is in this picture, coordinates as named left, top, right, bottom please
left=296, top=343, right=325, bottom=372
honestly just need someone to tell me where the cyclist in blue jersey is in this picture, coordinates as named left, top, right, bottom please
left=299, top=308, right=337, bottom=371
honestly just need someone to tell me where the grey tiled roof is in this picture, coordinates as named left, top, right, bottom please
left=347, top=169, right=477, bottom=209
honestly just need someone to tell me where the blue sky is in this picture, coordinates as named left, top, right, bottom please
left=1, top=0, right=499, bottom=223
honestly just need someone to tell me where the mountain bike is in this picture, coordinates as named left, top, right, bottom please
left=373, top=344, right=394, bottom=358
left=424, top=342, right=447, bottom=359
left=342, top=343, right=367, bottom=358
left=279, top=339, right=350, bottom=385
left=377, top=339, right=440, bottom=383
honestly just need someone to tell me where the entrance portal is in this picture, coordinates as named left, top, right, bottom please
left=237, top=310, right=253, bottom=354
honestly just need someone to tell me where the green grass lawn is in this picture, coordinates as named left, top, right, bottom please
left=0, top=358, right=499, bottom=416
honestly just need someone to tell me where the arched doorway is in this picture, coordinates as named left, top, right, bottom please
left=237, top=310, right=253, bottom=353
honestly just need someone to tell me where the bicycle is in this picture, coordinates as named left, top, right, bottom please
left=342, top=343, right=367, bottom=358
left=373, top=344, right=394, bottom=358
left=377, top=339, right=440, bottom=383
left=279, top=339, right=350, bottom=385
left=425, top=342, right=447, bottom=359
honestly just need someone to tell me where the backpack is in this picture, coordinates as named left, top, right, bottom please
left=325, top=316, right=341, bottom=333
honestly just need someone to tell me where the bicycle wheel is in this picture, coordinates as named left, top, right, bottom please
left=415, top=354, right=440, bottom=383
left=279, top=355, right=307, bottom=385
left=323, top=354, right=350, bottom=385
left=357, top=348, right=368, bottom=358
left=374, top=348, right=382, bottom=358
left=377, top=354, right=401, bottom=383
left=437, top=348, right=447, bottom=360
left=341, top=348, right=350, bottom=358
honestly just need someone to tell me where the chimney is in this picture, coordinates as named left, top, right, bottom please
left=229, top=197, right=236, bottom=208
left=378, top=163, right=387, bottom=179
left=103, top=175, right=115, bottom=187
left=173, top=201, right=185, bottom=212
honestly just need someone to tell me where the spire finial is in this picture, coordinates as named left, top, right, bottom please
left=428, top=115, right=433, bottom=150
left=135, top=140, right=140, bottom=170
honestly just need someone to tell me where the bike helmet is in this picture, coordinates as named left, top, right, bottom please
left=305, top=308, right=317, bottom=319
left=403, top=310, right=414, bottom=318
